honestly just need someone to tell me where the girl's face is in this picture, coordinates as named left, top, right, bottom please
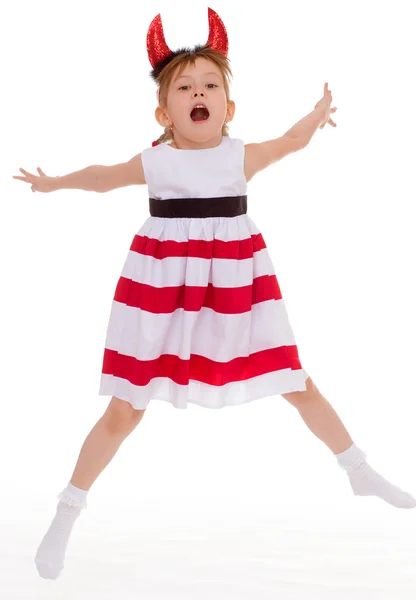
left=158, top=57, right=235, bottom=144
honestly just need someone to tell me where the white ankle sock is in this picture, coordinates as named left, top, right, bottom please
left=57, top=482, right=89, bottom=509
left=35, top=483, right=89, bottom=579
left=335, top=442, right=416, bottom=509
left=335, top=442, right=367, bottom=472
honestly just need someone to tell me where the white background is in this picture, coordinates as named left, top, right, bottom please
left=2, top=0, right=416, bottom=597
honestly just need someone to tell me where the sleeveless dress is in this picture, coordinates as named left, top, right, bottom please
left=98, top=136, right=308, bottom=409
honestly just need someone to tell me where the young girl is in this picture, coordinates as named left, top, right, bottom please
left=14, top=7, right=416, bottom=581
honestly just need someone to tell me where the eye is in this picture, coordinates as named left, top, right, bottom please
left=178, top=84, right=218, bottom=90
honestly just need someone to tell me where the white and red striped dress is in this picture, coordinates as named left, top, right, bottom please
left=98, top=135, right=308, bottom=409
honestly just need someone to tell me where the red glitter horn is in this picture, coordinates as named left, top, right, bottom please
left=147, top=7, right=229, bottom=74
left=206, top=7, right=229, bottom=56
left=146, top=13, right=172, bottom=72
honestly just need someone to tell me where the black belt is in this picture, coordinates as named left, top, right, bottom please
left=149, top=195, right=247, bottom=218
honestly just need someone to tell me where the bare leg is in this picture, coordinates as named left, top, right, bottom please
left=282, top=376, right=353, bottom=454
left=282, top=377, right=416, bottom=508
left=69, top=400, right=146, bottom=490
left=35, top=397, right=146, bottom=579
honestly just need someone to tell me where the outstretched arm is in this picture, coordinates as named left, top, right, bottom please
left=13, top=153, right=146, bottom=193
left=244, top=84, right=337, bottom=182
left=244, top=106, right=327, bottom=182
left=283, top=105, right=328, bottom=144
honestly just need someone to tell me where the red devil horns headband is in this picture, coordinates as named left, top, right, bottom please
left=147, top=7, right=229, bottom=81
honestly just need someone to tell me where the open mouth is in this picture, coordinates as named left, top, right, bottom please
left=190, top=106, right=210, bottom=121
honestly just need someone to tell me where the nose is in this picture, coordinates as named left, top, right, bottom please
left=193, top=89, right=205, bottom=98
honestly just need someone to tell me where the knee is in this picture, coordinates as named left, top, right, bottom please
left=103, top=396, right=146, bottom=435
left=282, top=376, right=319, bottom=408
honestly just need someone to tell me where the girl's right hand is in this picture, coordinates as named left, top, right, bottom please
left=314, top=82, right=337, bottom=129
left=12, top=167, right=58, bottom=193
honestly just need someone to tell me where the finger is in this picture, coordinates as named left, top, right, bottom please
left=328, top=119, right=337, bottom=127
left=331, top=107, right=337, bottom=112
left=13, top=176, right=32, bottom=182
left=37, top=167, right=46, bottom=175
left=20, top=168, right=35, bottom=177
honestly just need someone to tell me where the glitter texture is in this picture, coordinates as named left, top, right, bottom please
left=207, top=7, right=228, bottom=56
left=147, top=7, right=229, bottom=80
left=146, top=13, right=172, bottom=70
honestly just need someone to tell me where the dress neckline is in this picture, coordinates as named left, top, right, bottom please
left=166, top=137, right=225, bottom=152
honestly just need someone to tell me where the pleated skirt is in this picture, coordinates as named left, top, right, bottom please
left=98, top=213, right=308, bottom=409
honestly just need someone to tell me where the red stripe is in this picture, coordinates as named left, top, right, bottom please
left=117, top=232, right=280, bottom=314
left=130, top=232, right=266, bottom=259
left=114, top=273, right=282, bottom=314
left=102, top=345, right=303, bottom=387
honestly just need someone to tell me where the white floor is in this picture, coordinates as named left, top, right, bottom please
left=4, top=495, right=416, bottom=600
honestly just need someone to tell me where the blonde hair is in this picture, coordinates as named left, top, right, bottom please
left=152, top=45, right=233, bottom=145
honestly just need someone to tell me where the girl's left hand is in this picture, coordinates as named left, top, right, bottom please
left=12, top=167, right=57, bottom=193
left=314, top=82, right=337, bottom=129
